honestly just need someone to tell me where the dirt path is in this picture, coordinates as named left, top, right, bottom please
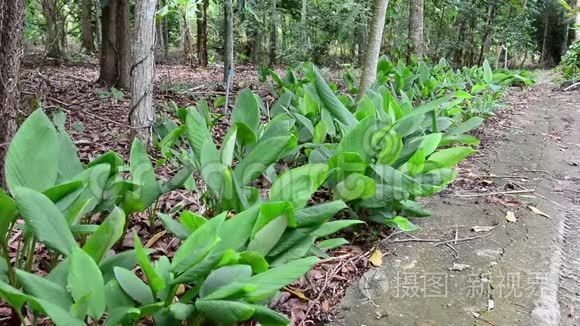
left=331, top=74, right=580, bottom=326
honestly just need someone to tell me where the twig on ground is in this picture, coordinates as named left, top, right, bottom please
left=445, top=243, right=460, bottom=260
left=388, top=237, right=442, bottom=243
left=456, top=189, right=535, bottom=197
left=480, top=174, right=527, bottom=179
left=433, top=232, right=493, bottom=247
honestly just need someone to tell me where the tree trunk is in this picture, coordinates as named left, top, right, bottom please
left=41, top=0, right=62, bottom=57
left=196, top=0, right=208, bottom=66
left=576, top=0, right=580, bottom=41
left=131, top=0, right=158, bottom=142
left=408, top=0, right=424, bottom=60
left=80, top=0, right=95, bottom=53
left=541, top=11, right=550, bottom=64
left=93, top=0, right=102, bottom=50
left=224, top=0, right=234, bottom=83
left=100, top=0, right=118, bottom=84
left=477, top=2, right=496, bottom=66
left=269, top=0, right=277, bottom=65
left=357, top=0, right=389, bottom=100
left=301, top=0, right=307, bottom=44
left=0, top=0, right=24, bottom=188
left=117, top=0, right=131, bottom=88
left=99, top=0, right=131, bottom=88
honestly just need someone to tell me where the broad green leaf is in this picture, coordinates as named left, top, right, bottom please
left=399, top=200, right=432, bottom=217
left=15, top=269, right=73, bottom=309
left=43, top=180, right=83, bottom=203
left=318, top=238, right=349, bottom=250
left=134, top=233, right=165, bottom=296
left=234, top=136, right=291, bottom=186
left=246, top=256, right=319, bottom=301
left=0, top=280, right=28, bottom=310
left=269, top=164, right=328, bottom=209
left=5, top=109, right=58, bottom=193
left=172, top=248, right=226, bottom=284
left=100, top=251, right=140, bottom=283
left=169, top=302, right=196, bottom=320
left=269, top=235, right=316, bottom=266
left=251, top=304, right=291, bottom=325
left=446, top=117, right=484, bottom=135
left=385, top=216, right=417, bottom=232
left=195, top=300, right=255, bottom=324
left=130, top=138, right=161, bottom=209
left=104, top=306, right=141, bottom=326
left=104, top=280, right=135, bottom=309
left=158, top=213, right=191, bottom=240
left=313, top=121, right=327, bottom=144
left=372, top=127, right=403, bottom=165
left=313, top=220, right=365, bottom=238
left=310, top=66, right=357, bottom=128
left=68, top=247, right=106, bottom=319
left=180, top=211, right=207, bottom=233
left=355, top=95, right=376, bottom=121
left=238, top=252, right=269, bottom=274
left=247, top=215, right=288, bottom=256
left=83, top=207, right=125, bottom=263
left=483, top=59, right=493, bottom=84
left=221, top=125, right=238, bottom=166
left=218, top=205, right=260, bottom=251
left=87, top=151, right=123, bottom=175
left=185, top=108, right=212, bottom=165
left=406, top=149, right=425, bottom=176
left=34, top=298, right=85, bottom=326
left=0, top=189, right=17, bottom=239
left=14, top=187, right=77, bottom=256
left=114, top=267, right=154, bottom=305
left=199, top=265, right=253, bottom=298
left=171, top=212, right=225, bottom=273
left=372, top=164, right=423, bottom=196
left=337, top=116, right=379, bottom=162
left=328, top=152, right=367, bottom=177
left=335, top=173, right=376, bottom=201
left=233, top=89, right=261, bottom=133
left=200, top=139, right=225, bottom=196
left=439, top=135, right=480, bottom=146
left=295, top=200, right=347, bottom=227
left=252, top=201, right=295, bottom=237
left=428, top=147, right=476, bottom=169
left=55, top=130, right=83, bottom=182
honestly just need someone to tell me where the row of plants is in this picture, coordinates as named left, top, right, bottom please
left=0, top=110, right=360, bottom=325
left=0, top=58, right=534, bottom=325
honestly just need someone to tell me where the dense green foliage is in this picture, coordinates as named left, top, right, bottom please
left=560, top=41, right=580, bottom=80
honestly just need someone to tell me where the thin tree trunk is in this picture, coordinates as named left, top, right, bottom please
left=131, top=0, right=158, bottom=142
left=100, top=0, right=118, bottom=84
left=576, top=0, right=580, bottom=41
left=94, top=0, right=102, bottom=50
left=357, top=0, right=389, bottom=100
left=477, top=2, right=496, bottom=66
left=196, top=0, right=208, bottom=66
left=269, top=0, right=277, bottom=65
left=224, top=0, right=234, bottom=83
left=41, top=0, right=62, bottom=57
left=99, top=0, right=131, bottom=88
left=541, top=11, right=550, bottom=63
left=0, top=0, right=24, bottom=188
left=117, top=0, right=131, bottom=88
left=80, top=0, right=95, bottom=53
left=408, top=0, right=424, bottom=60
left=301, top=0, right=307, bottom=44
left=432, top=0, right=447, bottom=60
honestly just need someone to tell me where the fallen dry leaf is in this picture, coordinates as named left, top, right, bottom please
left=369, top=249, right=383, bottom=267
left=506, top=211, right=517, bottom=222
left=145, top=230, right=167, bottom=248
left=472, top=226, right=496, bottom=233
left=528, top=206, right=552, bottom=219
left=284, top=287, right=309, bottom=301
